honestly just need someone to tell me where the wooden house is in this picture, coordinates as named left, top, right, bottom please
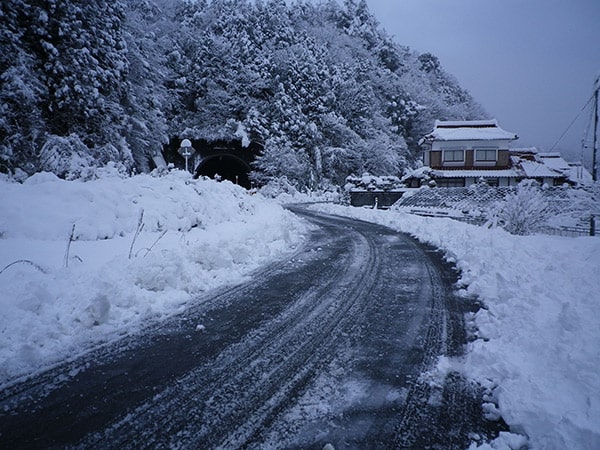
left=410, top=119, right=571, bottom=187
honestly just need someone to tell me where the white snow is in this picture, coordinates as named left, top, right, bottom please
left=518, top=159, right=562, bottom=179
left=310, top=203, right=600, bottom=450
left=537, top=153, right=593, bottom=185
left=3, top=167, right=599, bottom=449
left=425, top=119, right=518, bottom=142
left=0, top=169, right=309, bottom=383
left=235, top=121, right=251, bottom=148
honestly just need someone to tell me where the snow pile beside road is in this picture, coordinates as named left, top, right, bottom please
left=312, top=203, right=600, bottom=450
left=0, top=170, right=308, bottom=383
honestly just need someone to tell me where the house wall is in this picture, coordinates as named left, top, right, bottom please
left=460, top=177, right=519, bottom=187
left=430, top=139, right=510, bottom=152
left=465, top=150, right=474, bottom=167
left=425, top=176, right=525, bottom=188
left=426, top=139, right=512, bottom=169
left=497, top=150, right=509, bottom=168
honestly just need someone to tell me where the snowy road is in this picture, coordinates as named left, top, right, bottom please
left=0, top=206, right=501, bottom=449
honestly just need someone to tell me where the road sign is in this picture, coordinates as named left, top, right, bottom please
left=178, top=139, right=195, bottom=172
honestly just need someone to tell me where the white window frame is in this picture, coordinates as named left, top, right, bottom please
left=442, top=149, right=465, bottom=165
left=475, top=148, right=498, bottom=165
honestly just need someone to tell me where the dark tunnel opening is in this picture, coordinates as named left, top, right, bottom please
left=195, top=155, right=252, bottom=189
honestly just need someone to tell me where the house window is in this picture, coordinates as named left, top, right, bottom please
left=486, top=178, right=500, bottom=187
left=475, top=149, right=497, bottom=162
left=443, top=149, right=465, bottom=162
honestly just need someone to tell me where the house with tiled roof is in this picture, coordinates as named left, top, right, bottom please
left=536, top=152, right=593, bottom=185
left=407, top=119, right=574, bottom=187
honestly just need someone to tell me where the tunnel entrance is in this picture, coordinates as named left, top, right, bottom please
left=162, top=138, right=261, bottom=189
left=195, top=155, right=252, bottom=189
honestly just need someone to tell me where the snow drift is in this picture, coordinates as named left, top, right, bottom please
left=311, top=203, right=600, bottom=450
left=0, top=170, right=309, bottom=383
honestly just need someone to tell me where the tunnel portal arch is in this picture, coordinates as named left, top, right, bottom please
left=195, top=154, right=253, bottom=189
left=162, top=139, right=261, bottom=190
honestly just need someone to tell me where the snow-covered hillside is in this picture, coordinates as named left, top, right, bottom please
left=0, top=170, right=309, bottom=383
left=312, top=203, right=600, bottom=450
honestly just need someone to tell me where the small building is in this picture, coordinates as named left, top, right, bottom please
left=418, top=119, right=519, bottom=187
left=345, top=174, right=407, bottom=208
left=408, top=119, right=574, bottom=188
left=536, top=152, right=593, bottom=186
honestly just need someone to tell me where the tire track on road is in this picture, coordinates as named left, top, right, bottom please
left=1, top=207, right=504, bottom=449
left=79, top=212, right=383, bottom=449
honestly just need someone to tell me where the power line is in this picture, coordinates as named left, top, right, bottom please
left=548, top=94, right=595, bottom=152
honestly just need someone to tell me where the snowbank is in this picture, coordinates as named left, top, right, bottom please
left=0, top=170, right=309, bottom=383
left=311, top=203, right=600, bottom=450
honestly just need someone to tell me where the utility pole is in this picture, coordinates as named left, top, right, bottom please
left=593, top=75, right=599, bottom=182
left=591, top=75, right=599, bottom=236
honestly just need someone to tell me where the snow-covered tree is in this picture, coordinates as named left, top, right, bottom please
left=1, top=0, right=486, bottom=185
left=490, top=181, right=552, bottom=236
left=251, top=136, right=312, bottom=189
left=40, top=0, right=129, bottom=143
left=0, top=0, right=48, bottom=174
left=1, top=0, right=136, bottom=175
left=121, top=0, right=172, bottom=171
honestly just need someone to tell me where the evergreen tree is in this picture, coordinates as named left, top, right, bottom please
left=1, top=0, right=486, bottom=185
left=121, top=0, right=172, bottom=171
left=0, top=0, right=47, bottom=173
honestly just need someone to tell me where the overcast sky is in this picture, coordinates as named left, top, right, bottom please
left=366, top=0, right=600, bottom=164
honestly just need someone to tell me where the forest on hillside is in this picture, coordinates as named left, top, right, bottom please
left=0, top=0, right=486, bottom=188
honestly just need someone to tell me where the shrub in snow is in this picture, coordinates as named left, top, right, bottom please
left=39, top=134, right=94, bottom=180
left=488, top=181, right=551, bottom=236
left=38, top=135, right=132, bottom=181
left=400, top=166, right=432, bottom=187
left=251, top=137, right=312, bottom=190
left=566, top=182, right=600, bottom=219
left=257, top=176, right=300, bottom=198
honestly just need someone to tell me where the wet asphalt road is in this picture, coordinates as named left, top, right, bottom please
left=0, top=206, right=504, bottom=449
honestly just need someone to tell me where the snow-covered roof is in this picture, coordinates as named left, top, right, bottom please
left=518, top=160, right=562, bottom=178
left=536, top=154, right=593, bottom=184
left=536, top=153, right=570, bottom=171
left=510, top=147, right=538, bottom=155
left=422, top=119, right=518, bottom=142
left=563, top=163, right=593, bottom=184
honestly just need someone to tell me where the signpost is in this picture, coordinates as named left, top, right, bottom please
left=178, top=139, right=194, bottom=173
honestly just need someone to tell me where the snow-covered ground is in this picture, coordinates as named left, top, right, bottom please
left=2, top=169, right=599, bottom=449
left=0, top=169, right=309, bottom=384
left=311, top=203, right=600, bottom=450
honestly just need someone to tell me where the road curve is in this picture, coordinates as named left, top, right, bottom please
left=0, top=206, right=504, bottom=449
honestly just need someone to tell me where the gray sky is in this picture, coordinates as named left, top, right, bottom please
left=366, top=0, right=600, bottom=164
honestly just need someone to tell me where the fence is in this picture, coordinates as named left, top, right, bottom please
left=405, top=209, right=599, bottom=237
left=542, top=224, right=599, bottom=238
